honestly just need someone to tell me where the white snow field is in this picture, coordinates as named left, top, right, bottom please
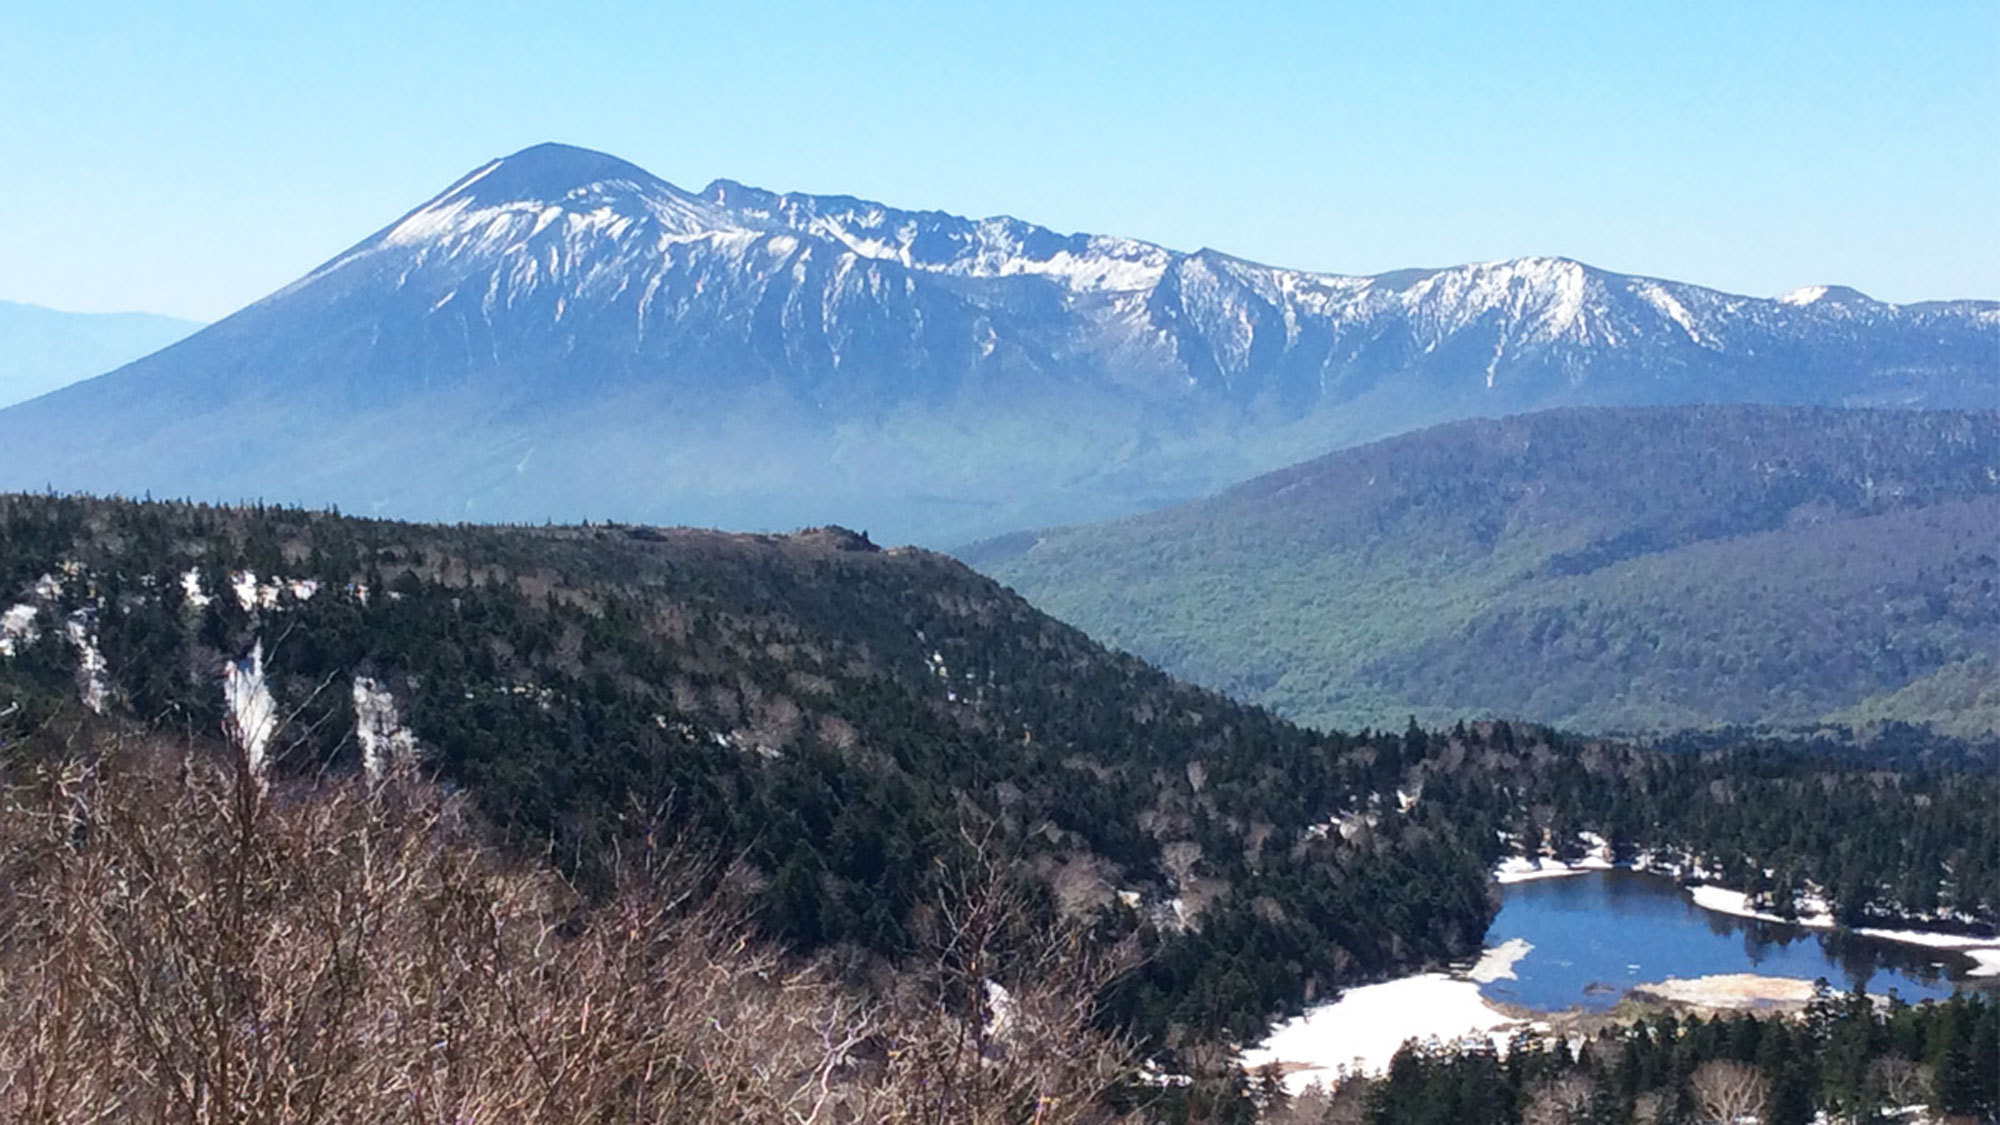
left=1240, top=973, right=1523, bottom=1095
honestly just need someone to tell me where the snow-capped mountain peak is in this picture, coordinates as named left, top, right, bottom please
left=438, top=142, right=668, bottom=207
left=374, top=143, right=731, bottom=252
left=1, top=142, right=1991, bottom=547
left=318, top=144, right=1181, bottom=301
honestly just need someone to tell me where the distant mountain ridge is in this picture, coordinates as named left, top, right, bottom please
left=0, top=301, right=200, bottom=409
left=965, top=404, right=2000, bottom=737
left=0, top=143, right=1992, bottom=543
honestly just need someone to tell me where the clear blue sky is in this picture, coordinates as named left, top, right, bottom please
left=4, top=1, right=1995, bottom=320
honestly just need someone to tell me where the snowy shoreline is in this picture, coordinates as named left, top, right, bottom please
left=1239, top=973, right=1524, bottom=1094
left=1492, top=853, right=1616, bottom=884
left=1240, top=858, right=2000, bottom=1093
left=1491, top=849, right=2000, bottom=975
left=1682, top=883, right=2000, bottom=978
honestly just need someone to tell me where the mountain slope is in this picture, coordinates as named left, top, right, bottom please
left=0, top=494, right=1496, bottom=1046
left=964, top=405, right=2000, bottom=735
left=0, top=144, right=1992, bottom=543
left=0, top=301, right=200, bottom=409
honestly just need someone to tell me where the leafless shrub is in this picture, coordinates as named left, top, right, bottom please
left=879, top=824, right=1142, bottom=1123
left=0, top=741, right=1139, bottom=1123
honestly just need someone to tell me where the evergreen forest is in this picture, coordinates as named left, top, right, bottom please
left=1, top=493, right=1994, bottom=1118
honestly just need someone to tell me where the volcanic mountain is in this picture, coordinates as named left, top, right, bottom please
left=1, top=143, right=1992, bottom=543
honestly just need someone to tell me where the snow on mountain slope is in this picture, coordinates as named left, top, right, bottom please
left=700, top=179, right=1175, bottom=293
left=245, top=142, right=2000, bottom=405
left=0, top=142, right=1991, bottom=545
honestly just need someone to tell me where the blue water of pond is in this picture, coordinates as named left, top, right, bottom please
left=1481, top=870, right=1973, bottom=1012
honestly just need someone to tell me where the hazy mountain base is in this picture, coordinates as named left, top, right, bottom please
left=0, top=352, right=1264, bottom=537
left=967, top=405, right=2000, bottom=737
left=0, top=300, right=199, bottom=410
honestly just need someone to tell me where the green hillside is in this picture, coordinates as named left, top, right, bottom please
left=964, top=405, right=2000, bottom=736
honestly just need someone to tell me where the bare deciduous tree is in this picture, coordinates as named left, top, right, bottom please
left=886, top=822, right=1141, bottom=1123
left=1522, top=1073, right=1595, bottom=1125
left=1690, top=1059, right=1767, bottom=1124
left=1869, top=1055, right=1933, bottom=1111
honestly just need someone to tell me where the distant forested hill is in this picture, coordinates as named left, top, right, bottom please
left=0, top=300, right=197, bottom=409
left=965, top=405, right=2000, bottom=736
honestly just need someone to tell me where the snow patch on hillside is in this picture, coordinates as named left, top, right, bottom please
left=1688, top=885, right=1835, bottom=929
left=1496, top=856, right=1590, bottom=884
left=1637, top=282, right=1712, bottom=345
left=0, top=603, right=37, bottom=656
left=230, top=570, right=319, bottom=611
left=1685, top=884, right=2000, bottom=972
left=1849, top=927, right=2000, bottom=951
left=224, top=642, right=279, bottom=783
left=2, top=574, right=112, bottom=712
left=1395, top=257, right=1597, bottom=345
left=354, top=676, right=419, bottom=782
left=1492, top=832, right=1616, bottom=883
left=64, top=609, right=108, bottom=714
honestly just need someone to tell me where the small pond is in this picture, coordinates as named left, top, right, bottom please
left=1482, top=870, right=1976, bottom=1012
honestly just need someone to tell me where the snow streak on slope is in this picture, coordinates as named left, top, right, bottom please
left=265, top=143, right=1999, bottom=402
left=703, top=180, right=1175, bottom=293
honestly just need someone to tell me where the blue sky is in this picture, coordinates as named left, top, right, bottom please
left=3, top=1, right=1994, bottom=320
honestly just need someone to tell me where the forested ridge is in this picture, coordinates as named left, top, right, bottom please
left=967, top=405, right=2000, bottom=737
left=0, top=495, right=1496, bottom=1055
left=2, top=494, right=1995, bottom=1117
